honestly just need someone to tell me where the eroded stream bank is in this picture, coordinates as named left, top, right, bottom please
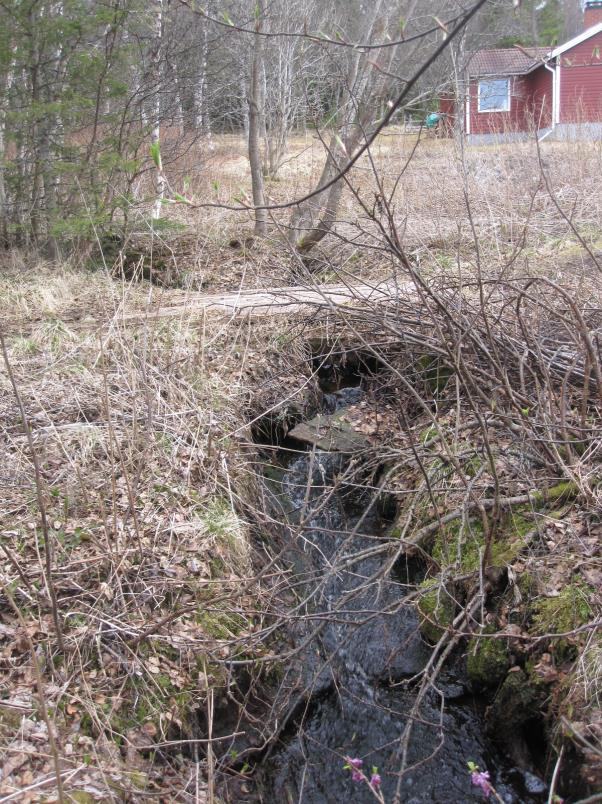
left=253, top=438, right=544, bottom=801
left=211, top=345, right=567, bottom=804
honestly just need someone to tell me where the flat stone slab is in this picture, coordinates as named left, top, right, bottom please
left=288, top=411, right=369, bottom=452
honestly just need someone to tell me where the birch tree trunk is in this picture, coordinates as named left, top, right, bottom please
left=247, top=0, right=267, bottom=237
left=151, top=0, right=165, bottom=220
left=195, top=18, right=211, bottom=144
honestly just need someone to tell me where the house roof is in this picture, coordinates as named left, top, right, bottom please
left=549, top=20, right=602, bottom=58
left=466, top=47, right=549, bottom=77
left=468, top=21, right=602, bottom=79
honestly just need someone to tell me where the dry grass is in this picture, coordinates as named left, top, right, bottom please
left=0, top=261, right=312, bottom=801
left=114, top=127, right=602, bottom=299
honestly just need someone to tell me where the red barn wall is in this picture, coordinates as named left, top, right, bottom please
left=467, top=69, right=553, bottom=134
left=527, top=66, right=553, bottom=128
left=467, top=75, right=530, bottom=134
left=558, top=30, right=602, bottom=122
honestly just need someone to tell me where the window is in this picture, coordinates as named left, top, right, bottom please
left=478, top=78, right=510, bottom=112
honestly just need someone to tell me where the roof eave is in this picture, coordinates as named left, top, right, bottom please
left=469, top=63, right=545, bottom=79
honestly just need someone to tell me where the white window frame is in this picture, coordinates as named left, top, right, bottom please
left=477, top=78, right=511, bottom=113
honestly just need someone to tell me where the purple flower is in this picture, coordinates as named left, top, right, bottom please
left=370, top=772, right=382, bottom=789
left=344, top=757, right=364, bottom=784
left=471, top=770, right=493, bottom=798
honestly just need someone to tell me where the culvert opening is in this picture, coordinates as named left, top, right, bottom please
left=309, top=338, right=386, bottom=393
left=249, top=408, right=303, bottom=449
left=248, top=339, right=390, bottom=450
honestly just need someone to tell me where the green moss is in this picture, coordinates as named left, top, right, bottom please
left=433, top=510, right=533, bottom=573
left=128, top=770, right=149, bottom=790
left=527, top=581, right=594, bottom=664
left=0, top=708, right=27, bottom=736
left=418, top=354, right=454, bottom=394
left=262, top=464, right=286, bottom=484
left=517, top=571, right=536, bottom=598
left=420, top=424, right=439, bottom=445
left=508, top=509, right=536, bottom=539
left=194, top=656, right=227, bottom=689
left=529, top=480, right=578, bottom=507
left=209, top=557, right=226, bottom=578
left=488, top=668, right=543, bottom=739
left=265, top=660, right=286, bottom=683
left=467, top=630, right=511, bottom=687
left=417, top=580, right=456, bottom=643
left=464, top=455, right=484, bottom=478
left=69, top=793, right=99, bottom=804
left=197, top=608, right=247, bottom=640
left=524, top=657, right=559, bottom=694
left=79, top=712, right=94, bottom=736
left=433, top=519, right=486, bottom=571
left=557, top=438, right=588, bottom=459
left=136, top=640, right=180, bottom=664
left=531, top=581, right=593, bottom=636
left=156, top=673, right=174, bottom=691
left=426, top=478, right=579, bottom=579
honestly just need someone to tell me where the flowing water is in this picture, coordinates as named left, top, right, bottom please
left=247, top=391, right=549, bottom=803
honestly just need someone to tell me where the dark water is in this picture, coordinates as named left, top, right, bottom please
left=247, top=390, right=548, bottom=803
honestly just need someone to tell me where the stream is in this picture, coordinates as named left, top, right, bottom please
left=225, top=387, right=551, bottom=803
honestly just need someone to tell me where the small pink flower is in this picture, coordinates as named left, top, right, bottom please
left=344, top=757, right=364, bottom=784
left=370, top=772, right=382, bottom=789
left=471, top=770, right=493, bottom=799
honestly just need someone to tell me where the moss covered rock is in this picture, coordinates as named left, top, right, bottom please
left=433, top=510, right=535, bottom=575
left=418, top=354, right=454, bottom=394
left=488, top=668, right=541, bottom=739
left=467, top=631, right=511, bottom=687
left=530, top=581, right=593, bottom=636
left=417, top=580, right=456, bottom=643
left=528, top=580, right=594, bottom=662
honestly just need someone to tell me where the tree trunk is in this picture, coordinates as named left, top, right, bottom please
left=28, top=5, right=46, bottom=245
left=289, top=132, right=356, bottom=253
left=0, top=62, right=10, bottom=248
left=450, top=31, right=468, bottom=147
left=288, top=0, right=394, bottom=253
left=195, top=22, right=209, bottom=131
left=151, top=0, right=165, bottom=220
left=247, top=0, right=267, bottom=237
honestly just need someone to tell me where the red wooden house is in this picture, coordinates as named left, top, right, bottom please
left=457, top=0, right=602, bottom=142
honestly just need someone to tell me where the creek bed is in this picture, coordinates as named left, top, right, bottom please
left=246, top=389, right=548, bottom=803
